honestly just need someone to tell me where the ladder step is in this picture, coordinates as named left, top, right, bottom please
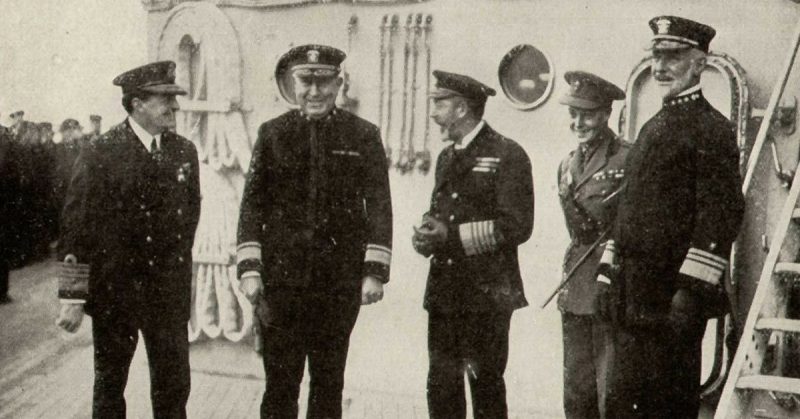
left=737, top=375, right=800, bottom=394
left=755, top=318, right=800, bottom=333
left=774, top=262, right=800, bottom=277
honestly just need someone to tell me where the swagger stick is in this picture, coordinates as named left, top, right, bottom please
left=395, top=14, right=413, bottom=172
left=384, top=14, right=400, bottom=165
left=540, top=229, right=610, bottom=309
left=417, top=14, right=434, bottom=174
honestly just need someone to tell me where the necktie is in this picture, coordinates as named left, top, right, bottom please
left=150, top=137, right=163, bottom=162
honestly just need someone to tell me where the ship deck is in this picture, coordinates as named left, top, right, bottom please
left=0, top=261, right=564, bottom=418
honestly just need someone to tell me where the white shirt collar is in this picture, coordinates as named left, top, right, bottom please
left=454, top=120, right=486, bottom=150
left=675, top=84, right=702, bottom=98
left=127, top=116, right=162, bottom=151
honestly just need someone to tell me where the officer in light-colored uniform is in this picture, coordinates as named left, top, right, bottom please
left=556, top=71, right=627, bottom=419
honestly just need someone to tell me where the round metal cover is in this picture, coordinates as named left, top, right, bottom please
left=498, top=44, right=554, bottom=110
left=276, top=59, right=298, bottom=106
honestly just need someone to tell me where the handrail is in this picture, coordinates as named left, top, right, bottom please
left=742, top=17, right=800, bottom=197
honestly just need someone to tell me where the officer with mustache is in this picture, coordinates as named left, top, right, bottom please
left=598, top=16, right=745, bottom=418
left=56, top=61, right=201, bottom=418
left=556, top=71, right=627, bottom=419
left=413, top=70, right=534, bottom=418
left=237, top=44, right=393, bottom=419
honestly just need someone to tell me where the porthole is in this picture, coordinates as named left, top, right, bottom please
left=498, top=44, right=554, bottom=110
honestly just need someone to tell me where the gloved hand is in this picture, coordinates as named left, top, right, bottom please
left=56, top=302, right=85, bottom=333
left=412, top=215, right=448, bottom=256
left=668, top=288, right=703, bottom=337
left=596, top=281, right=613, bottom=321
left=412, top=225, right=435, bottom=257
left=238, top=273, right=263, bottom=305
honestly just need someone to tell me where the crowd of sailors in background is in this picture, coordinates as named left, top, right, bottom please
left=0, top=111, right=102, bottom=302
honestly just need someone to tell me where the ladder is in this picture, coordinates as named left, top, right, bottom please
left=716, top=164, right=800, bottom=418
left=716, top=16, right=800, bottom=418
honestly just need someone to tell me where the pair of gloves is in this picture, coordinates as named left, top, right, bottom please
left=412, top=215, right=449, bottom=258
left=596, top=263, right=703, bottom=337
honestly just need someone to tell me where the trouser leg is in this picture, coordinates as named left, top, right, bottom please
left=606, top=319, right=705, bottom=419
left=92, top=316, right=138, bottom=419
left=259, top=291, right=308, bottom=419
left=306, top=294, right=360, bottom=419
left=0, top=258, right=8, bottom=298
left=465, top=311, right=511, bottom=419
left=427, top=311, right=466, bottom=419
left=141, top=320, right=191, bottom=419
left=561, top=313, right=599, bottom=419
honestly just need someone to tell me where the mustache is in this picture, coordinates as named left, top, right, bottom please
left=652, top=73, right=673, bottom=82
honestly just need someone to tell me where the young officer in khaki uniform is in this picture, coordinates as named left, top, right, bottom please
left=413, top=70, right=534, bottom=419
left=556, top=71, right=627, bottom=419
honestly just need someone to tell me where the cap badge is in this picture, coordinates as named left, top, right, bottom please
left=571, top=80, right=581, bottom=92
left=307, top=49, right=320, bottom=64
left=656, top=18, right=671, bottom=35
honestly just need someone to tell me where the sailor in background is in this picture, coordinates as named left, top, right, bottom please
left=412, top=70, right=534, bottom=419
left=236, top=44, right=393, bottom=419
left=0, top=125, right=21, bottom=303
left=86, top=114, right=102, bottom=145
left=556, top=71, right=627, bottom=419
left=597, top=16, right=745, bottom=418
left=56, top=61, right=201, bottom=419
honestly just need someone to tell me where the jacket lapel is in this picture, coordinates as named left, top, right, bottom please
left=433, top=124, right=492, bottom=195
left=573, top=128, right=615, bottom=192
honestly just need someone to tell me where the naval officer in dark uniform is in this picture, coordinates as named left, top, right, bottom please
left=236, top=44, right=393, bottom=419
left=598, top=16, right=745, bottom=418
left=412, top=70, right=534, bottom=419
left=56, top=61, right=201, bottom=419
left=556, top=71, right=627, bottom=419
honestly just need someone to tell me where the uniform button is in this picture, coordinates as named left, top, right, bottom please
left=451, top=192, right=459, bottom=199
left=446, top=258, right=453, bottom=265
left=148, top=260, right=154, bottom=266
left=146, top=211, right=151, bottom=217
left=140, top=204, right=146, bottom=210
left=146, top=236, right=152, bottom=243
left=177, top=209, right=183, bottom=216
left=449, top=214, right=455, bottom=221
left=178, top=256, right=184, bottom=262
left=177, top=234, right=182, bottom=240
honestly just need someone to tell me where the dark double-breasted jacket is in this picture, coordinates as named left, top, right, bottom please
left=557, top=127, right=629, bottom=315
left=58, top=120, right=201, bottom=324
left=602, top=90, right=745, bottom=326
left=236, top=108, right=393, bottom=292
left=424, top=123, right=534, bottom=313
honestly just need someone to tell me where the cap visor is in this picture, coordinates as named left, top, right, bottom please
left=558, top=95, right=604, bottom=109
left=428, top=87, right=461, bottom=99
left=139, top=84, right=188, bottom=96
left=645, top=39, right=694, bottom=51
